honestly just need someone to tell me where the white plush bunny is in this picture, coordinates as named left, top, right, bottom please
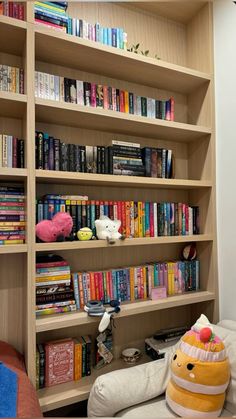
left=95, top=216, right=124, bottom=244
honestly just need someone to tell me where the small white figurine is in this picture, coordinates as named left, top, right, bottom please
left=95, top=216, right=125, bottom=244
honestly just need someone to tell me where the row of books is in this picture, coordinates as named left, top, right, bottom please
left=71, top=260, right=200, bottom=310
left=36, top=196, right=200, bottom=239
left=0, top=65, right=24, bottom=94
left=35, top=71, right=175, bottom=121
left=35, top=133, right=173, bottom=178
left=34, top=1, right=127, bottom=49
left=36, top=254, right=75, bottom=316
left=36, top=336, right=91, bottom=389
left=0, top=134, right=24, bottom=168
left=0, top=186, right=25, bottom=245
left=0, top=1, right=25, bottom=20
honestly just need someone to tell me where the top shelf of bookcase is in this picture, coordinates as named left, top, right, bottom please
left=0, top=16, right=26, bottom=55
left=34, top=26, right=211, bottom=95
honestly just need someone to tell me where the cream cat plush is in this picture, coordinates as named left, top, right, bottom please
left=95, top=216, right=124, bottom=244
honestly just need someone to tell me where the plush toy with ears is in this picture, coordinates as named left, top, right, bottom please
left=95, top=216, right=125, bottom=244
left=36, top=212, right=73, bottom=242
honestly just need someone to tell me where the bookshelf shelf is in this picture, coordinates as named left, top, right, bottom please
left=34, top=26, right=211, bottom=95
left=35, top=98, right=211, bottom=142
left=38, top=353, right=152, bottom=412
left=35, top=234, right=213, bottom=252
left=0, top=15, right=26, bottom=55
left=36, top=291, right=215, bottom=334
left=0, top=168, right=27, bottom=180
left=0, top=244, right=27, bottom=254
left=0, top=91, right=27, bottom=118
left=36, top=170, right=212, bottom=189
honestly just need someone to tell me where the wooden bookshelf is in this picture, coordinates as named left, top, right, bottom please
left=0, top=1, right=218, bottom=413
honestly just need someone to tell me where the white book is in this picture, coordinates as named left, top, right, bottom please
left=54, top=75, right=60, bottom=101
left=35, top=71, right=38, bottom=97
left=112, top=140, right=140, bottom=148
left=147, top=98, right=152, bottom=118
left=60, top=76, right=64, bottom=102
left=43, top=73, right=50, bottom=99
left=7, top=135, right=13, bottom=168
left=76, top=80, right=84, bottom=105
left=49, top=73, right=55, bottom=100
left=38, top=72, right=44, bottom=99
left=151, top=98, right=156, bottom=118
left=137, top=96, right=142, bottom=116
left=2, top=135, right=8, bottom=167
left=15, top=68, right=20, bottom=94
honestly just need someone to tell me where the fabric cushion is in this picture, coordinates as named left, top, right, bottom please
left=0, top=341, right=42, bottom=418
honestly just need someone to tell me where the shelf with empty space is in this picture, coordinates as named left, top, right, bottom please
left=0, top=15, right=27, bottom=55
left=0, top=244, right=27, bottom=254
left=0, top=91, right=27, bottom=118
left=38, top=353, right=151, bottom=412
left=0, top=168, right=27, bottom=181
left=36, top=291, right=215, bottom=333
left=34, top=25, right=211, bottom=95
left=35, top=98, right=211, bottom=142
left=36, top=170, right=212, bottom=189
left=35, top=234, right=213, bottom=253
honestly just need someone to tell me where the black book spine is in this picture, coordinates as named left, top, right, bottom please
left=64, top=78, right=70, bottom=103
left=108, top=146, right=113, bottom=174
left=84, top=82, right=91, bottom=106
left=54, top=138, right=60, bottom=171
left=70, top=204, right=77, bottom=238
left=104, top=147, right=109, bottom=174
left=37, top=344, right=45, bottom=389
left=129, top=92, right=134, bottom=114
left=35, top=13, right=67, bottom=27
left=81, top=201, right=87, bottom=227
left=17, top=139, right=24, bottom=168
left=76, top=202, right=82, bottom=232
left=86, top=202, right=91, bottom=229
left=36, top=291, right=75, bottom=304
left=35, top=131, right=39, bottom=169
left=60, top=142, right=69, bottom=171
left=43, top=136, right=49, bottom=170
left=142, top=147, right=151, bottom=177
left=116, top=89, right=120, bottom=111
left=48, top=136, right=55, bottom=170
left=75, top=144, right=80, bottom=172
left=80, top=146, right=86, bottom=173
left=69, top=79, right=77, bottom=104
left=101, top=146, right=105, bottom=174
left=97, top=146, right=101, bottom=174
left=108, top=86, right=113, bottom=110
left=37, top=132, right=44, bottom=169
left=155, top=99, right=161, bottom=119
left=68, top=144, right=75, bottom=172
left=141, top=97, right=147, bottom=117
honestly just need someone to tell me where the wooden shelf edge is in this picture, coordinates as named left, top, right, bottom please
left=35, top=98, right=211, bottom=137
left=35, top=234, right=213, bottom=252
left=34, top=25, right=211, bottom=94
left=0, top=244, right=27, bottom=254
left=36, top=291, right=215, bottom=333
left=0, top=168, right=27, bottom=179
left=0, top=15, right=27, bottom=29
left=0, top=91, right=27, bottom=103
left=35, top=170, right=212, bottom=189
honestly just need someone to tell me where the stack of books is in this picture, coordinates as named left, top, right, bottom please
left=0, top=65, right=24, bottom=93
left=35, top=134, right=173, bottom=179
left=35, top=71, right=175, bottom=121
left=0, top=186, right=25, bottom=245
left=36, top=196, right=200, bottom=239
left=0, top=1, right=25, bottom=20
left=36, top=336, right=92, bottom=389
left=0, top=134, right=24, bottom=168
left=36, top=254, right=76, bottom=316
left=71, top=259, right=200, bottom=309
left=34, top=1, right=68, bottom=32
left=145, top=326, right=187, bottom=360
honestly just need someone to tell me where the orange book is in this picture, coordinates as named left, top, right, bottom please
left=74, top=337, right=83, bottom=381
left=125, top=201, right=131, bottom=238
left=124, top=91, right=129, bottom=113
left=89, top=272, right=96, bottom=300
left=138, top=201, right=143, bottom=238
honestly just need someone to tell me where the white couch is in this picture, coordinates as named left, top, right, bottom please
left=88, top=320, right=236, bottom=417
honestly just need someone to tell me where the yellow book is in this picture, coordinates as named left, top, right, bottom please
left=1, top=240, right=24, bottom=245
left=167, top=262, right=174, bottom=295
left=74, top=338, right=83, bottom=381
left=138, top=201, right=143, bottom=238
left=36, top=274, right=71, bottom=283
left=143, top=266, right=147, bottom=299
left=35, top=2, right=66, bottom=14
left=130, top=201, right=134, bottom=238
left=124, top=91, right=129, bottom=113
left=130, top=267, right=135, bottom=301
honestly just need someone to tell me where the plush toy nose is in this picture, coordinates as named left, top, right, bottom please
left=177, top=363, right=181, bottom=367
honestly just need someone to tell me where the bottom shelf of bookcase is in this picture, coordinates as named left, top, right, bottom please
left=35, top=291, right=215, bottom=333
left=38, top=354, right=151, bottom=413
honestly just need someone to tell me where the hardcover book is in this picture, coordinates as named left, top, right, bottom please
left=45, top=338, right=74, bottom=387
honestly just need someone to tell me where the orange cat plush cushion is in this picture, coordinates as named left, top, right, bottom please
left=166, top=316, right=230, bottom=417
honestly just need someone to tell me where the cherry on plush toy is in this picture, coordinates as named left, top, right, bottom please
left=36, top=212, right=73, bottom=242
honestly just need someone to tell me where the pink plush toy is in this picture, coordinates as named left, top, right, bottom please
left=36, top=212, right=73, bottom=242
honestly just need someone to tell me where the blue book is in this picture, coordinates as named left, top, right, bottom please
left=119, top=28, right=124, bottom=49
left=48, top=136, right=54, bottom=170
left=82, top=272, right=88, bottom=304
left=72, top=273, right=80, bottom=309
left=76, top=18, right=80, bottom=37
left=95, top=22, right=100, bottom=42
left=43, top=200, right=49, bottom=219
left=145, top=202, right=150, bottom=237
left=112, top=270, right=117, bottom=300
left=112, top=28, right=117, bottom=47
left=99, top=27, right=104, bottom=43
left=34, top=6, right=68, bottom=21
left=103, top=27, right=108, bottom=45
left=103, top=202, right=109, bottom=216
left=54, top=199, right=60, bottom=214
left=116, top=270, right=121, bottom=301
left=107, top=28, right=112, bottom=46
left=67, top=17, right=72, bottom=34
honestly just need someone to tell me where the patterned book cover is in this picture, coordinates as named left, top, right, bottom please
left=45, top=339, right=74, bottom=387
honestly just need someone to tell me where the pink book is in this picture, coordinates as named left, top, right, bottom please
left=98, top=272, right=104, bottom=301
left=90, top=83, right=96, bottom=107
left=170, top=97, right=175, bottom=121
left=45, top=339, right=74, bottom=387
left=35, top=19, right=66, bottom=33
left=149, top=202, right=154, bottom=237
left=112, top=87, right=117, bottom=111
left=103, top=86, right=109, bottom=110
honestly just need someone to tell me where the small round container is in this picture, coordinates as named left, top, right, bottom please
left=121, top=348, right=142, bottom=364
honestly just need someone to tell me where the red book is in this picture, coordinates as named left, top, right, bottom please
left=90, top=83, right=96, bottom=107
left=19, top=4, right=25, bottom=20
left=36, top=261, right=68, bottom=269
left=9, top=2, right=13, bottom=17
left=94, top=272, right=99, bottom=300
left=98, top=272, right=103, bottom=300
left=170, top=97, right=175, bottom=121
left=150, top=202, right=154, bottom=237
left=12, top=137, right=18, bottom=168
left=108, top=271, right=113, bottom=300
left=45, top=339, right=74, bottom=387
left=108, top=200, right=113, bottom=220
left=185, top=204, right=189, bottom=235
left=119, top=91, right=125, bottom=112
left=121, top=201, right=126, bottom=236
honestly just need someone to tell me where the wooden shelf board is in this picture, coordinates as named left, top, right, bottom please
left=0, top=244, right=27, bottom=254
left=0, top=91, right=27, bottom=118
left=38, top=353, right=151, bottom=412
left=34, top=26, right=211, bottom=95
left=0, top=168, right=27, bottom=180
left=35, top=98, right=211, bottom=142
left=36, top=291, right=215, bottom=333
left=0, top=16, right=27, bottom=55
left=35, top=170, right=212, bottom=189
left=35, top=234, right=213, bottom=253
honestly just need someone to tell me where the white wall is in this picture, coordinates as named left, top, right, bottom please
left=214, top=0, right=236, bottom=320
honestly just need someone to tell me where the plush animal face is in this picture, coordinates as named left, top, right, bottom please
left=95, top=217, right=121, bottom=240
left=166, top=316, right=230, bottom=418
left=77, top=227, right=93, bottom=241
left=36, top=212, right=73, bottom=242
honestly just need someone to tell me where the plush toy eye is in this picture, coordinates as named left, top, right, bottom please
left=187, top=363, right=195, bottom=370
left=173, top=354, right=177, bottom=360
left=106, top=225, right=109, bottom=228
